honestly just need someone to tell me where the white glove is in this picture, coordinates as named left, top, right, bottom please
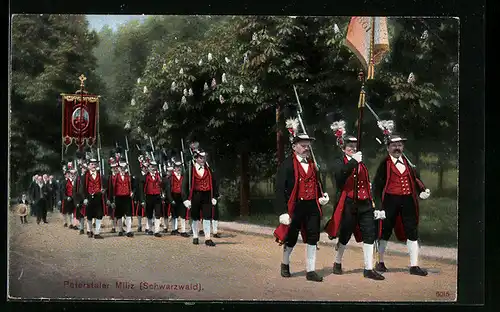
left=351, top=151, right=363, bottom=163
left=67, top=197, right=72, bottom=202
left=419, top=189, right=431, bottom=199
left=374, top=210, right=386, bottom=220
left=183, top=200, right=191, bottom=209
left=141, top=202, right=145, bottom=207
left=212, top=198, right=217, bottom=205
left=111, top=203, right=116, bottom=208
left=318, top=193, right=329, bottom=206
left=57, top=201, right=62, bottom=206
left=279, top=213, right=291, bottom=225
left=106, top=200, right=111, bottom=205
left=83, top=199, right=88, bottom=205
left=130, top=192, right=134, bottom=197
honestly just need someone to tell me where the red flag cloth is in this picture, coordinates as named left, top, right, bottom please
left=62, top=94, right=99, bottom=148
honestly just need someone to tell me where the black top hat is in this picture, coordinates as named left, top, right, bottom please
left=386, top=133, right=407, bottom=144
left=291, top=133, right=315, bottom=143
left=193, top=148, right=206, bottom=157
left=342, top=134, right=358, bottom=144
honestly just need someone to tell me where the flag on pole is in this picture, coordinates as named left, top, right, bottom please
left=345, top=17, right=390, bottom=74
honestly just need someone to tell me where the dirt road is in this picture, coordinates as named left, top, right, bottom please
left=7, top=213, right=457, bottom=302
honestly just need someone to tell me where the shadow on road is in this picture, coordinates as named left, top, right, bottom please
left=291, top=267, right=334, bottom=278
left=215, top=241, right=242, bottom=245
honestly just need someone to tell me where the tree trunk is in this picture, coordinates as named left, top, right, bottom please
left=437, top=153, right=445, bottom=192
left=276, top=103, right=285, bottom=166
left=239, top=148, right=250, bottom=217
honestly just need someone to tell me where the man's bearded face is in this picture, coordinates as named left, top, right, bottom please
left=292, top=140, right=311, bottom=158
left=342, top=142, right=357, bottom=156
left=387, top=142, right=404, bottom=158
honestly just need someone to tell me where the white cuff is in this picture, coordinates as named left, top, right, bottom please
left=279, top=213, right=291, bottom=225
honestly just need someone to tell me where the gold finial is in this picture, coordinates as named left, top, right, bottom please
left=79, top=74, right=87, bottom=86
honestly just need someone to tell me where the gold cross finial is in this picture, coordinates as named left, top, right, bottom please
left=79, top=74, right=87, bottom=85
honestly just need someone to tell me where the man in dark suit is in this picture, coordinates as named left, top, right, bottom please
left=30, top=175, right=50, bottom=224
left=372, top=134, right=431, bottom=276
left=273, top=131, right=330, bottom=282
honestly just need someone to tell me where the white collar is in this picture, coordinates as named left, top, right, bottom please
left=345, top=154, right=352, bottom=161
left=174, top=172, right=181, bottom=178
left=390, top=155, right=403, bottom=164
left=295, top=154, right=308, bottom=163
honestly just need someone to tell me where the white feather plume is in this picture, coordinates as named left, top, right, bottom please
left=330, top=120, right=346, bottom=135
left=285, top=118, right=300, bottom=134
left=377, top=120, right=395, bottom=134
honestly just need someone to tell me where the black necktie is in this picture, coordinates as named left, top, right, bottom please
left=396, top=159, right=403, bottom=165
left=301, top=158, right=308, bottom=164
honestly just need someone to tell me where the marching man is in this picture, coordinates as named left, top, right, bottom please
left=141, top=161, right=164, bottom=237
left=107, top=160, right=119, bottom=233
left=81, top=157, right=106, bottom=239
left=182, top=148, right=219, bottom=246
left=165, top=158, right=190, bottom=237
left=60, top=163, right=78, bottom=230
left=274, top=119, right=329, bottom=282
left=372, top=132, right=431, bottom=276
left=109, top=161, right=135, bottom=237
left=324, top=120, right=385, bottom=280
left=135, top=159, right=148, bottom=232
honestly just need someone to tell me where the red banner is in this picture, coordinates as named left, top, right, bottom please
left=61, top=94, right=99, bottom=148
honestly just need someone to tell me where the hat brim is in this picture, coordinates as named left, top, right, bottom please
left=388, top=137, right=407, bottom=143
left=292, top=135, right=315, bottom=143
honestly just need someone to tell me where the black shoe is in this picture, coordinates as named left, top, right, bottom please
left=64, top=223, right=68, bottom=227
left=36, top=220, right=40, bottom=224
left=213, top=233, right=221, bottom=238
left=118, top=231, right=124, bottom=236
left=364, top=269, right=385, bottom=280
left=205, top=239, right=216, bottom=246
left=410, top=266, right=428, bottom=276
left=193, top=238, right=199, bottom=245
left=69, top=224, right=75, bottom=229
left=137, top=227, right=142, bottom=232
left=332, top=262, right=343, bottom=275
left=375, top=262, right=388, bottom=272
left=171, top=230, right=179, bottom=235
left=94, top=234, right=104, bottom=239
left=111, top=228, right=116, bottom=233
left=79, top=229, right=84, bottom=235
left=180, top=232, right=190, bottom=237
left=43, top=220, right=48, bottom=224
left=306, top=271, right=323, bottom=282
left=74, top=226, right=79, bottom=230
left=154, top=232, right=162, bottom=237
left=147, top=230, right=154, bottom=235
left=281, top=263, right=291, bottom=278
left=199, top=230, right=204, bottom=235
left=163, top=229, right=169, bottom=233
left=88, top=231, right=94, bottom=238
left=126, top=232, right=134, bottom=237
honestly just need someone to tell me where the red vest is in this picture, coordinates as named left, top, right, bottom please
left=386, top=161, right=412, bottom=195
left=193, top=167, right=211, bottom=191
left=171, top=174, right=183, bottom=194
left=296, top=161, right=317, bottom=200
left=65, top=179, right=73, bottom=197
left=86, top=172, right=101, bottom=194
left=145, top=173, right=161, bottom=195
left=343, top=158, right=371, bottom=200
left=115, top=174, right=131, bottom=196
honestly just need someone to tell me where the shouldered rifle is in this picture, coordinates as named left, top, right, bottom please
left=182, top=138, right=191, bottom=191
left=292, top=85, right=320, bottom=171
left=148, top=136, right=163, bottom=176
left=125, top=135, right=131, bottom=173
left=365, top=102, right=416, bottom=168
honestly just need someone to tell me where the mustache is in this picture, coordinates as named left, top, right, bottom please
left=393, top=149, right=402, bottom=153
